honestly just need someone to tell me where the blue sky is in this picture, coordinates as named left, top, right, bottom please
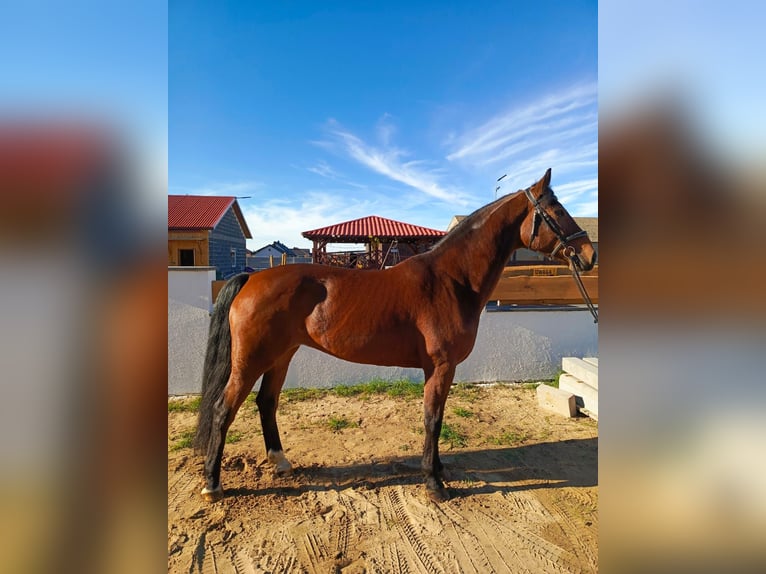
left=170, top=1, right=598, bottom=250
left=1, top=1, right=168, bottom=217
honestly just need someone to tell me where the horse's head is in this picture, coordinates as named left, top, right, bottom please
left=520, top=168, right=597, bottom=272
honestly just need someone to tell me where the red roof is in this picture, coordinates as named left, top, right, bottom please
left=168, top=195, right=252, bottom=238
left=302, top=215, right=445, bottom=241
left=0, top=123, right=112, bottom=201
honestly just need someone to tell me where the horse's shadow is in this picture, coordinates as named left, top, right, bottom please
left=224, top=437, right=597, bottom=500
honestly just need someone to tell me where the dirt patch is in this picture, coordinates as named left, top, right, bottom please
left=168, top=385, right=598, bottom=573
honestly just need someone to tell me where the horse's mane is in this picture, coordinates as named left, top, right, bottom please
left=430, top=190, right=524, bottom=254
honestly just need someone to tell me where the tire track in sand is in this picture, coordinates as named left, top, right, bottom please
left=474, top=504, right=581, bottom=573
left=438, top=501, right=513, bottom=573
left=385, top=487, right=445, bottom=574
left=536, top=489, right=598, bottom=572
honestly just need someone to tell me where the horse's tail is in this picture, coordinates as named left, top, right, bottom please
left=194, top=272, right=251, bottom=453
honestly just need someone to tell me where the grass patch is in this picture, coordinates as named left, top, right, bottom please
left=170, top=429, right=195, bottom=451
left=331, top=379, right=423, bottom=399
left=519, top=372, right=561, bottom=390
left=450, top=383, right=484, bottom=402
left=282, top=387, right=328, bottom=402
left=226, top=430, right=244, bottom=444
left=327, top=415, right=358, bottom=432
left=168, top=397, right=201, bottom=413
left=488, top=430, right=530, bottom=446
left=332, top=384, right=366, bottom=397
left=542, top=370, right=564, bottom=388
left=280, top=379, right=423, bottom=402
left=386, top=380, right=423, bottom=398
left=452, top=406, right=474, bottom=418
left=439, top=422, right=467, bottom=448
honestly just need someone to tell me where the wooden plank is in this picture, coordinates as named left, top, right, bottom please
left=562, top=357, right=599, bottom=389
left=500, top=264, right=598, bottom=278
left=536, top=384, right=577, bottom=418
left=559, top=374, right=598, bottom=418
left=583, top=357, right=598, bottom=368
left=490, top=275, right=598, bottom=305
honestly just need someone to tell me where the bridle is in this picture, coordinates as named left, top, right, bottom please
left=523, top=185, right=599, bottom=323
left=523, top=185, right=588, bottom=259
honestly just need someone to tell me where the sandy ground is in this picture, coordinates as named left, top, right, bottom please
left=168, top=385, right=598, bottom=573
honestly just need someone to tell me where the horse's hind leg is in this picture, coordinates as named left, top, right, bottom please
left=201, top=363, right=262, bottom=502
left=256, top=348, right=298, bottom=475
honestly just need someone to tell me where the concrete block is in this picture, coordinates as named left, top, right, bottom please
left=558, top=373, right=598, bottom=418
left=536, top=384, right=577, bottom=418
left=562, top=357, right=598, bottom=389
left=583, top=357, right=598, bottom=368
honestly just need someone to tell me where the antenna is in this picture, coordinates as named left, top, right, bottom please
left=494, top=174, right=507, bottom=199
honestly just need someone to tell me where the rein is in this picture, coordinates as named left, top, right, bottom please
left=564, top=247, right=599, bottom=323
left=524, top=186, right=598, bottom=323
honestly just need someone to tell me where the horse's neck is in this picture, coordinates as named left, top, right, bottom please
left=431, top=194, right=527, bottom=304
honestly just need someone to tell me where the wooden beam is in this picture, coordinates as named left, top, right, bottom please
left=500, top=264, right=598, bottom=278
left=490, top=274, right=598, bottom=305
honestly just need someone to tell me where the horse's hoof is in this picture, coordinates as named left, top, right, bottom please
left=201, top=485, right=224, bottom=503
left=268, top=450, right=294, bottom=476
left=273, top=464, right=293, bottom=477
left=427, top=486, right=451, bottom=503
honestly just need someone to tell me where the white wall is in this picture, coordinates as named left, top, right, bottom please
left=168, top=303, right=597, bottom=395
left=168, top=267, right=217, bottom=311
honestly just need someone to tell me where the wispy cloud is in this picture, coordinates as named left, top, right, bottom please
left=553, top=177, right=599, bottom=203
left=304, top=160, right=369, bottom=190
left=447, top=82, right=599, bottom=204
left=553, top=177, right=599, bottom=216
left=320, top=119, right=471, bottom=206
left=448, top=83, right=597, bottom=163
left=306, top=160, right=340, bottom=179
left=572, top=200, right=598, bottom=217
left=497, top=143, right=598, bottom=191
left=376, top=113, right=397, bottom=146
left=240, top=191, right=377, bottom=250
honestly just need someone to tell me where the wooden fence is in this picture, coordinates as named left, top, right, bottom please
left=489, top=265, right=598, bottom=305
left=212, top=264, right=597, bottom=307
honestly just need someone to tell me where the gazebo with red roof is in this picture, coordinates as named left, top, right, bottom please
left=302, top=215, right=445, bottom=268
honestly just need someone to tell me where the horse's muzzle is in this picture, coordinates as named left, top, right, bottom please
left=569, top=246, right=596, bottom=272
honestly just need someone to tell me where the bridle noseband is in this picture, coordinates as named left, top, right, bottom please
left=523, top=185, right=598, bottom=323
left=523, top=186, right=588, bottom=259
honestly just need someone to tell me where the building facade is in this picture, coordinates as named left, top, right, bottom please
left=168, top=195, right=252, bottom=279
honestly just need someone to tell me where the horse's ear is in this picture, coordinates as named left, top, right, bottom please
left=542, top=168, right=551, bottom=187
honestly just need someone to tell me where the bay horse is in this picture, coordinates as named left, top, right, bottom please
left=194, top=168, right=596, bottom=503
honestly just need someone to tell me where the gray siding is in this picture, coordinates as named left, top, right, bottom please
left=209, top=208, right=247, bottom=279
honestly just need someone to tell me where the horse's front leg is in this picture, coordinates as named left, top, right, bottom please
left=422, top=361, right=455, bottom=502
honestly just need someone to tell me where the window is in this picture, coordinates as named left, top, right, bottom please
left=179, top=249, right=194, bottom=266
left=230, top=247, right=237, bottom=268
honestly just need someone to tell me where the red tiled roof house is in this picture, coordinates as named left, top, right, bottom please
left=168, top=195, right=252, bottom=279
